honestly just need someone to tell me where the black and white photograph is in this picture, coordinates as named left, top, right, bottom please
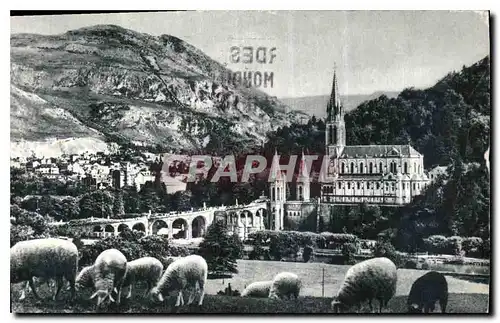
left=9, top=10, right=491, bottom=314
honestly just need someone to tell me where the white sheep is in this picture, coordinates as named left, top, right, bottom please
left=268, top=272, right=301, bottom=300
left=10, top=238, right=78, bottom=301
left=75, top=265, right=95, bottom=289
left=119, top=257, right=164, bottom=299
left=150, top=255, right=208, bottom=307
left=331, top=257, right=397, bottom=313
left=86, top=248, right=128, bottom=307
left=241, top=280, right=273, bottom=298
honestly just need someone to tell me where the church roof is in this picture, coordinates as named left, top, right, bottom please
left=339, top=145, right=422, bottom=158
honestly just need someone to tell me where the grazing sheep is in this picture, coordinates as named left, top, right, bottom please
left=241, top=280, right=273, bottom=298
left=120, top=257, right=164, bottom=299
left=331, top=257, right=397, bottom=313
left=407, top=271, right=448, bottom=313
left=88, top=249, right=128, bottom=307
left=10, top=238, right=78, bottom=301
left=268, top=272, right=301, bottom=300
left=150, top=255, right=207, bottom=307
left=74, top=265, right=96, bottom=292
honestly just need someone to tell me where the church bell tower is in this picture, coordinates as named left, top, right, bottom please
left=325, top=64, right=346, bottom=158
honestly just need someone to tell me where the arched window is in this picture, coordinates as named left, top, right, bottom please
left=379, top=162, right=383, bottom=174
left=376, top=182, right=380, bottom=190
left=418, top=165, right=421, bottom=174
left=360, top=162, right=364, bottom=174
left=414, top=162, right=417, bottom=173
left=357, top=182, right=360, bottom=189
left=350, top=162, right=354, bottom=174
left=338, top=182, right=341, bottom=189
left=341, top=163, right=345, bottom=174
left=347, top=182, right=351, bottom=189
left=404, top=162, right=408, bottom=174
left=369, top=162, right=373, bottom=174
left=333, top=126, right=338, bottom=144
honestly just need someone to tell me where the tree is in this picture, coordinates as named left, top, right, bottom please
left=172, top=190, right=192, bottom=211
left=197, top=220, right=241, bottom=276
left=79, top=190, right=114, bottom=219
left=113, top=190, right=125, bottom=217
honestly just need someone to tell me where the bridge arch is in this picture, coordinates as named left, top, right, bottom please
left=191, top=216, right=207, bottom=238
left=240, top=210, right=253, bottom=227
left=172, top=218, right=188, bottom=239
left=117, top=223, right=129, bottom=233
left=104, top=224, right=114, bottom=233
left=214, top=211, right=228, bottom=225
left=151, top=219, right=168, bottom=235
left=229, top=211, right=239, bottom=225
left=93, top=225, right=103, bottom=232
left=132, top=222, right=146, bottom=232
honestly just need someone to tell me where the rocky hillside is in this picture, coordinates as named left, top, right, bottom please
left=11, top=25, right=307, bottom=157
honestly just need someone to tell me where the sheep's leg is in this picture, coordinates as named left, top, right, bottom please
left=28, top=278, right=41, bottom=300
left=66, top=274, right=76, bottom=300
left=440, top=296, right=448, bottom=313
left=378, top=299, right=384, bottom=313
left=53, top=277, right=64, bottom=301
left=125, top=285, right=132, bottom=299
left=116, top=285, right=122, bottom=305
left=175, top=291, right=183, bottom=307
left=198, top=280, right=205, bottom=306
left=187, top=285, right=196, bottom=305
left=19, top=282, right=29, bottom=301
left=143, top=282, right=151, bottom=297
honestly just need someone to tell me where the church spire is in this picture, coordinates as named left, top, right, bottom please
left=297, top=149, right=309, bottom=180
left=327, top=63, right=342, bottom=121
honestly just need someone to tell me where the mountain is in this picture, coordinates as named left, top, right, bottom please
left=10, top=25, right=307, bottom=157
left=280, top=91, right=399, bottom=118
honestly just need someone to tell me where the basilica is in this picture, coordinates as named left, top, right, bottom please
left=268, top=68, right=432, bottom=230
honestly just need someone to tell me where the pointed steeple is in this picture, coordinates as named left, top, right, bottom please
left=297, top=149, right=309, bottom=180
left=269, top=149, right=282, bottom=181
left=327, top=63, right=342, bottom=121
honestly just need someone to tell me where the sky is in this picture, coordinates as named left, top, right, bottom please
left=10, top=11, right=490, bottom=98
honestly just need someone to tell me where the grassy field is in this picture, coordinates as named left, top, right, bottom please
left=11, top=260, right=490, bottom=314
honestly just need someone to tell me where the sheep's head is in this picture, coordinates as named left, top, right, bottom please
left=149, top=287, right=164, bottom=302
left=407, top=303, right=422, bottom=313
left=331, top=297, right=348, bottom=313
left=90, top=289, right=115, bottom=307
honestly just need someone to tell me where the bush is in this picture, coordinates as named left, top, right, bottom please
left=249, top=243, right=268, bottom=260
left=404, top=259, right=418, bottom=269
left=462, top=237, right=483, bottom=257
left=482, top=238, right=490, bottom=258
left=421, top=261, right=430, bottom=270
left=320, top=232, right=359, bottom=249
left=303, top=246, right=313, bottom=263
left=341, top=243, right=358, bottom=265
left=372, top=241, right=403, bottom=268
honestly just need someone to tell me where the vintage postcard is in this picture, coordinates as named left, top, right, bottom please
left=10, top=10, right=491, bottom=314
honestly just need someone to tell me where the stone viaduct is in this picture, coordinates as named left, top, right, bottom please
left=58, top=201, right=269, bottom=241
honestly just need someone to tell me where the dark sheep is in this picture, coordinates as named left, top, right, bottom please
left=407, top=271, right=448, bottom=313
